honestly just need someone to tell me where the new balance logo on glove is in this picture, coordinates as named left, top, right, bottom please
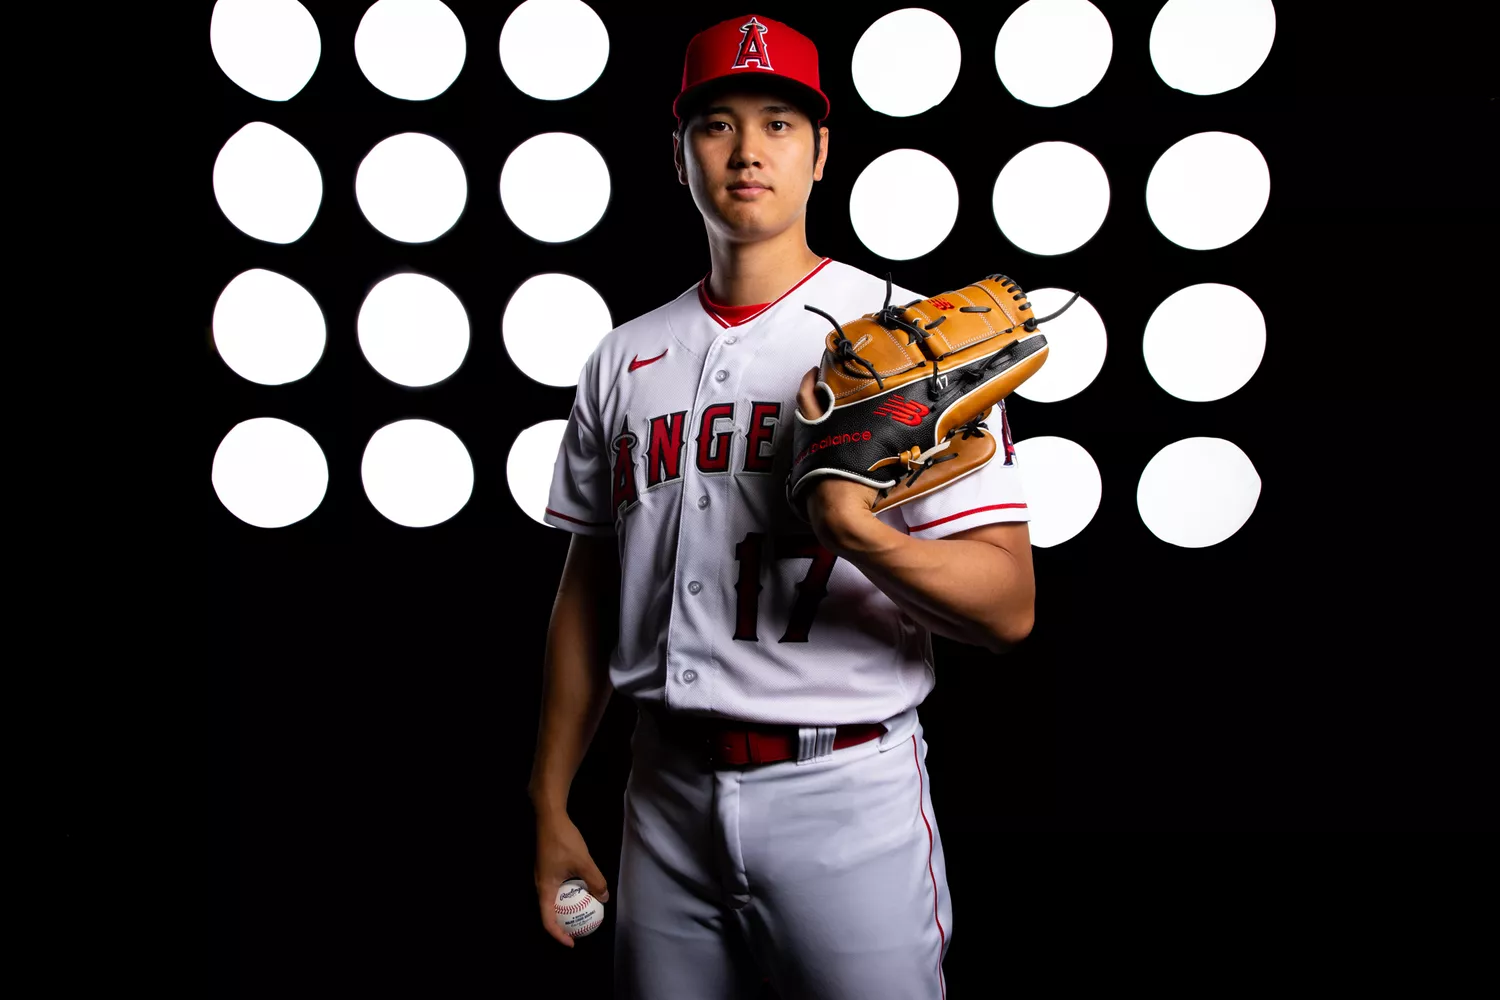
left=871, top=395, right=930, bottom=426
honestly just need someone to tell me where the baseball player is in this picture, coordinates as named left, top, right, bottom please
left=528, top=14, right=1036, bottom=999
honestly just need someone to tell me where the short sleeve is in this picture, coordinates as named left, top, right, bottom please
left=898, top=398, right=1029, bottom=540
left=542, top=351, right=615, bottom=536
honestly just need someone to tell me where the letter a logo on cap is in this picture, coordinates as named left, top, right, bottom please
left=731, top=17, right=773, bottom=70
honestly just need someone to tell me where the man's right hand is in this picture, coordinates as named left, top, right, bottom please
left=534, top=810, right=611, bottom=948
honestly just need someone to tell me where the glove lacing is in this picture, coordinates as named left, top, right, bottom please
left=877, top=449, right=961, bottom=501
left=875, top=275, right=946, bottom=347
left=805, top=272, right=1082, bottom=452
left=804, top=304, right=886, bottom=390
left=873, top=415, right=991, bottom=501
left=945, top=415, right=990, bottom=441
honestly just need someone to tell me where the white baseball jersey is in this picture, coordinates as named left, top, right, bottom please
left=544, top=258, right=1029, bottom=727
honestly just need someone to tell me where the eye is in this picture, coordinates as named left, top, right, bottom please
left=768, top=120, right=790, bottom=132
left=706, top=121, right=731, bottom=133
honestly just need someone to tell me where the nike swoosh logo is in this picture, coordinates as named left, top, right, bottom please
left=628, top=349, right=668, bottom=372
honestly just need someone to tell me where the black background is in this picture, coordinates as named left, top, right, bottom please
left=44, top=1, right=1496, bottom=996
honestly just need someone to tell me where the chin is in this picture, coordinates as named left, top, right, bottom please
left=722, top=224, right=777, bottom=243
left=716, top=210, right=783, bottom=242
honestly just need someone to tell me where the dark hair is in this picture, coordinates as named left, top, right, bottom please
left=675, top=86, right=824, bottom=166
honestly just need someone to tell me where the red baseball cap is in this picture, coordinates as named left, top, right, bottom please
left=674, top=14, right=830, bottom=124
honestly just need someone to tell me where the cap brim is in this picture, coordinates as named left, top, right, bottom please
left=674, top=74, right=829, bottom=124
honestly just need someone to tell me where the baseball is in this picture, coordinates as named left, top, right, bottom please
left=555, top=879, right=605, bottom=939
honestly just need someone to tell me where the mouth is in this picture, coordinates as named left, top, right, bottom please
left=727, top=181, right=771, bottom=194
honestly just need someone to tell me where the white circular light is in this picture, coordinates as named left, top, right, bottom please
left=212, top=417, right=329, bottom=528
left=213, top=121, right=323, bottom=244
left=503, top=274, right=613, bottom=387
left=1137, top=437, right=1261, bottom=547
left=851, top=9, right=962, bottom=117
left=355, top=132, right=468, bottom=243
left=499, top=0, right=610, bottom=101
left=499, top=133, right=611, bottom=243
left=849, top=149, right=959, bottom=260
left=995, top=0, right=1113, bottom=108
left=1013, top=288, right=1105, bottom=403
left=992, top=141, right=1110, bottom=255
left=357, top=273, right=470, bottom=388
left=354, top=0, right=467, bottom=101
left=361, top=419, right=474, bottom=528
left=212, top=269, right=326, bottom=385
left=1143, top=283, right=1265, bottom=402
left=1146, top=131, right=1270, bottom=250
left=1012, top=436, right=1101, bottom=548
left=507, top=420, right=570, bottom=526
left=1151, top=0, right=1277, bottom=96
left=210, top=0, right=321, bottom=101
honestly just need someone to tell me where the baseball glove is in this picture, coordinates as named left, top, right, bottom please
left=787, top=273, right=1077, bottom=520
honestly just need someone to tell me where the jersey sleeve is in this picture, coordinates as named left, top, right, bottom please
left=893, top=283, right=926, bottom=309
left=542, top=350, right=615, bottom=537
left=897, top=398, right=1029, bottom=541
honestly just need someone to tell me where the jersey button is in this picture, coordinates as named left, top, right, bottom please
left=682, top=669, right=698, bottom=684
left=697, top=495, right=710, bottom=509
left=714, top=369, right=728, bottom=382
left=687, top=581, right=702, bottom=595
left=724, top=335, right=737, bottom=345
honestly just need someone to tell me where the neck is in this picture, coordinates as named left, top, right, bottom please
left=703, top=223, right=824, bottom=306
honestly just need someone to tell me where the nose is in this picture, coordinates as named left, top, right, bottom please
left=730, top=136, right=763, bottom=169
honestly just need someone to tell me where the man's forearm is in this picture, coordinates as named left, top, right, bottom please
left=815, top=509, right=1033, bottom=652
left=527, top=546, right=617, bottom=820
left=527, top=623, right=612, bottom=819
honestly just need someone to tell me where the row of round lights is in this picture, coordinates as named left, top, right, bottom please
left=215, top=270, right=1260, bottom=404
left=211, top=0, right=1274, bottom=106
left=214, top=414, right=1258, bottom=553
left=214, top=119, right=1269, bottom=257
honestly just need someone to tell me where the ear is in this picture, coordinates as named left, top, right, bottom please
left=813, top=126, right=829, bottom=182
left=673, top=131, right=688, bottom=186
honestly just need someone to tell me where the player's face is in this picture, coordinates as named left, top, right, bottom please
left=675, top=91, right=829, bottom=244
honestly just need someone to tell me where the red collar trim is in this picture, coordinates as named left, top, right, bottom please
left=697, top=257, right=834, bottom=329
left=700, top=294, right=770, bottom=327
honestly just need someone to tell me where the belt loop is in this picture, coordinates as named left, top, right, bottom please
left=796, top=725, right=838, bottom=765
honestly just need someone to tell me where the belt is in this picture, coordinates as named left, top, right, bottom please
left=644, top=703, right=887, bottom=767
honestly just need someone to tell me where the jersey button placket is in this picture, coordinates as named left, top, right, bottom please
left=676, top=348, right=730, bottom=710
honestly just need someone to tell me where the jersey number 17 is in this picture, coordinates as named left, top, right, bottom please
left=732, top=531, right=837, bottom=643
